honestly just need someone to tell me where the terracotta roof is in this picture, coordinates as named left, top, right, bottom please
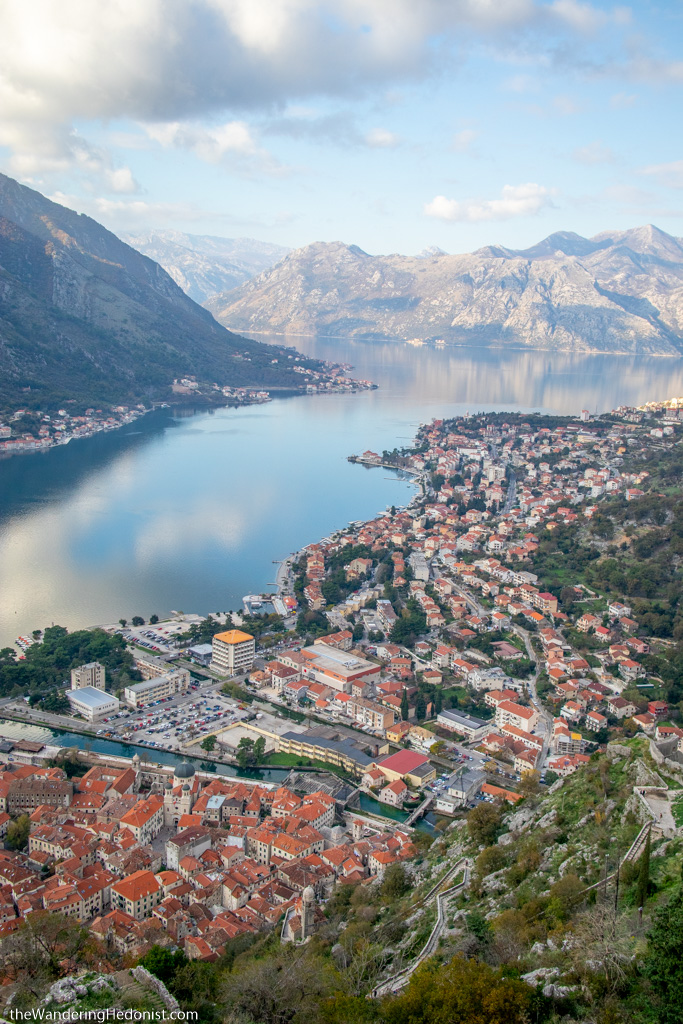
left=213, top=629, right=254, bottom=645
left=111, top=869, right=161, bottom=902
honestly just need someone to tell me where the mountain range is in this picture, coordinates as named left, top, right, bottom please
left=122, top=230, right=289, bottom=304
left=206, top=226, right=683, bottom=355
left=0, top=174, right=319, bottom=413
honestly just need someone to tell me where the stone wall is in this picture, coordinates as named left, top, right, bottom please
left=131, top=967, right=180, bottom=1012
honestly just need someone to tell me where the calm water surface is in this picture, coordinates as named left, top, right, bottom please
left=2, top=340, right=682, bottom=646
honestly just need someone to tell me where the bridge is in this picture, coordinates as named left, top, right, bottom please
left=403, top=793, right=434, bottom=827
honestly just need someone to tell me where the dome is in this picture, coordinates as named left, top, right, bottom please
left=165, top=780, right=173, bottom=789
left=182, top=784, right=190, bottom=792
left=173, top=762, right=195, bottom=779
left=302, top=885, right=315, bottom=903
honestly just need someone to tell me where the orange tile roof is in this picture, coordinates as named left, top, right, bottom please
left=111, top=869, right=161, bottom=902
left=213, top=629, right=254, bottom=645
left=120, top=796, right=162, bottom=829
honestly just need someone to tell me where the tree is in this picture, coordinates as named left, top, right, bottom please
left=253, top=736, right=266, bottom=762
left=400, top=688, right=409, bottom=722
left=220, top=945, right=337, bottom=1024
left=0, top=911, right=92, bottom=1001
left=380, top=863, right=411, bottom=899
left=465, top=911, right=492, bottom=948
left=140, top=944, right=188, bottom=983
left=433, top=689, right=443, bottom=715
left=518, top=770, right=541, bottom=797
left=149, top=614, right=159, bottom=625
left=352, top=623, right=364, bottom=642
left=131, top=616, right=145, bottom=626
left=236, top=736, right=255, bottom=769
left=466, top=802, right=502, bottom=847
left=636, top=826, right=652, bottom=908
left=645, top=873, right=683, bottom=1024
left=200, top=735, right=216, bottom=752
left=119, top=619, right=127, bottom=628
left=6, top=814, right=30, bottom=850
left=546, top=873, right=584, bottom=922
left=381, top=955, right=531, bottom=1024
left=415, top=694, right=426, bottom=720
left=543, top=770, right=559, bottom=786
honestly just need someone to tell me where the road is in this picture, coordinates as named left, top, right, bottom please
left=449, top=582, right=552, bottom=768
left=509, top=624, right=553, bottom=766
left=503, top=469, right=517, bottom=512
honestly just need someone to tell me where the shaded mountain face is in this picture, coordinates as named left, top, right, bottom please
left=207, top=227, right=683, bottom=355
left=0, top=174, right=314, bottom=411
left=123, top=230, right=290, bottom=304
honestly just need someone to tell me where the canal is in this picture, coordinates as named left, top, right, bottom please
left=0, top=718, right=436, bottom=830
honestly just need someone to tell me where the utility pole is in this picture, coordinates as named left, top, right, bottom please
left=602, top=853, right=609, bottom=903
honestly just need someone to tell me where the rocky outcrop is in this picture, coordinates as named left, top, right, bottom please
left=208, top=226, right=683, bottom=355
left=124, top=230, right=289, bottom=304
left=0, top=173, right=316, bottom=410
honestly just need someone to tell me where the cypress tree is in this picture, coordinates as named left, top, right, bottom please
left=400, top=688, right=409, bottom=721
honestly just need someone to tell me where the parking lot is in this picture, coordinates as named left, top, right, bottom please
left=99, top=685, right=251, bottom=752
left=106, top=613, right=231, bottom=656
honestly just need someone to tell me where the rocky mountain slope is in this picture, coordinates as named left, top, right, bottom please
left=0, top=174, right=318, bottom=411
left=207, top=225, right=683, bottom=355
left=123, top=230, right=289, bottom=304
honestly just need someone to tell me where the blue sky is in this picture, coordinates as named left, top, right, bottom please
left=1, top=0, right=682, bottom=254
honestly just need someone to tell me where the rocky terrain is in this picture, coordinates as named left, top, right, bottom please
left=208, top=226, right=683, bottom=355
left=124, top=230, right=289, bottom=304
left=0, top=174, right=321, bottom=411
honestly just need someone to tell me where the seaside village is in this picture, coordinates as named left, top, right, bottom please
left=0, top=398, right=681, bottom=959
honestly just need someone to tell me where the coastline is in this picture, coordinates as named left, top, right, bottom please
left=0, top=370, right=378, bottom=462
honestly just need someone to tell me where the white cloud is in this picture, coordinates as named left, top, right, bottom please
left=143, top=119, right=284, bottom=174
left=549, top=0, right=607, bottom=34
left=0, top=0, right=614, bottom=180
left=47, top=192, right=295, bottom=233
left=424, top=183, right=555, bottom=222
left=451, top=129, right=478, bottom=152
left=572, top=141, right=614, bottom=164
left=364, top=128, right=401, bottom=148
left=640, top=160, right=683, bottom=189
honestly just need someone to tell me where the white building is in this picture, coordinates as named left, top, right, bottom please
left=123, top=669, right=190, bottom=708
left=67, top=686, right=119, bottom=722
left=211, top=630, right=256, bottom=675
left=494, top=700, right=539, bottom=734
left=436, top=768, right=485, bottom=813
left=436, top=709, right=489, bottom=742
left=70, top=662, right=105, bottom=691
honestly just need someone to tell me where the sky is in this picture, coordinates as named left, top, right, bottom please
left=0, top=0, right=682, bottom=255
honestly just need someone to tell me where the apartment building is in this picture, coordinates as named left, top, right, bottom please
left=110, top=870, right=162, bottom=921
left=123, top=669, right=190, bottom=708
left=119, top=796, right=164, bottom=845
left=70, top=662, right=105, bottom=691
left=345, top=696, right=395, bottom=731
left=211, top=630, right=256, bottom=675
left=494, top=700, right=539, bottom=733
